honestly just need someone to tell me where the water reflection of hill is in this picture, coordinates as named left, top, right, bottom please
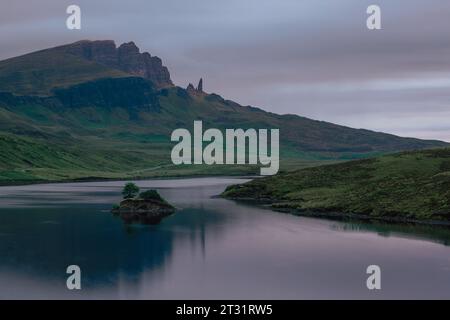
left=330, top=219, right=450, bottom=246
left=0, top=202, right=229, bottom=292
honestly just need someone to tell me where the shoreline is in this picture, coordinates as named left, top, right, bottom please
left=224, top=197, right=450, bottom=227
left=0, top=173, right=254, bottom=187
left=3, top=174, right=449, bottom=228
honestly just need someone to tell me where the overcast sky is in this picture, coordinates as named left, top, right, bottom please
left=1, top=0, right=450, bottom=141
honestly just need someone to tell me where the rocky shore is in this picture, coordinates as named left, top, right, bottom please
left=112, top=197, right=175, bottom=225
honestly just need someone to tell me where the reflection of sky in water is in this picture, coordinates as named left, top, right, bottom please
left=0, top=177, right=250, bottom=207
left=0, top=177, right=450, bottom=299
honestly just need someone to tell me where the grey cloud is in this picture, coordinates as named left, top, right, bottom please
left=0, top=0, right=449, bottom=141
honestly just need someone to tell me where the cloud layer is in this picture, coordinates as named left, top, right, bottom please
left=1, top=0, right=449, bottom=141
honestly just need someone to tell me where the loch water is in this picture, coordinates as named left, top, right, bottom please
left=0, top=177, right=449, bottom=299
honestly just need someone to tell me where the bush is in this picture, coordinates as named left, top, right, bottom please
left=139, top=189, right=163, bottom=201
left=122, top=182, right=140, bottom=199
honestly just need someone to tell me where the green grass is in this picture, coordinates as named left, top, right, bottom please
left=0, top=83, right=447, bottom=185
left=222, top=148, right=450, bottom=223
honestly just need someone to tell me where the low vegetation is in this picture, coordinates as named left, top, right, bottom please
left=222, top=148, right=450, bottom=223
left=112, top=184, right=175, bottom=225
left=139, top=189, right=164, bottom=201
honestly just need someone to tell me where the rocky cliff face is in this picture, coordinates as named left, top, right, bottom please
left=65, top=40, right=173, bottom=87
left=53, top=77, right=160, bottom=114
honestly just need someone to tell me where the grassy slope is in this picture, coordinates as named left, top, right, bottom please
left=158, top=90, right=447, bottom=154
left=0, top=85, right=447, bottom=184
left=0, top=132, right=325, bottom=184
left=0, top=85, right=371, bottom=184
left=0, top=133, right=168, bottom=182
left=0, top=88, right=325, bottom=183
left=0, top=48, right=128, bottom=96
left=222, top=148, right=450, bottom=222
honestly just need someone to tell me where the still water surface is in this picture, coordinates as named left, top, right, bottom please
left=0, top=177, right=449, bottom=299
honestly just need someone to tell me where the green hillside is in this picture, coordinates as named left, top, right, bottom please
left=0, top=47, right=128, bottom=96
left=0, top=40, right=448, bottom=184
left=222, top=148, right=450, bottom=223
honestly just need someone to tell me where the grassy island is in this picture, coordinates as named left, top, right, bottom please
left=112, top=183, right=175, bottom=224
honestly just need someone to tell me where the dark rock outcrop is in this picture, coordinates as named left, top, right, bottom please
left=65, top=40, right=173, bottom=87
left=186, top=78, right=205, bottom=95
left=186, top=83, right=196, bottom=94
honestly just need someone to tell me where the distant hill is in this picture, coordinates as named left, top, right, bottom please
left=222, top=148, right=450, bottom=223
left=0, top=40, right=447, bottom=183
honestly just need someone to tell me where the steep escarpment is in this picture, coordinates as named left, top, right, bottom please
left=0, top=40, right=172, bottom=95
left=65, top=40, right=173, bottom=87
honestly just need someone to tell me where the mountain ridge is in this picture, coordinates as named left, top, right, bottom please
left=64, top=40, right=173, bottom=87
left=0, top=40, right=447, bottom=183
left=0, top=40, right=172, bottom=96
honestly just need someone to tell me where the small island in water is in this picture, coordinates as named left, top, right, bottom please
left=112, top=183, right=175, bottom=225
